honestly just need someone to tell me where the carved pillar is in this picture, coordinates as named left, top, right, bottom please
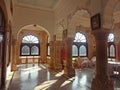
left=91, top=29, right=114, bottom=90
left=116, top=43, right=120, bottom=62
left=11, top=39, right=17, bottom=71
left=54, top=41, right=62, bottom=70
left=115, top=43, right=119, bottom=61
left=64, top=37, right=75, bottom=77
left=1, top=40, right=6, bottom=88
left=49, top=41, right=55, bottom=70
left=40, top=33, right=47, bottom=63
left=118, top=43, right=120, bottom=61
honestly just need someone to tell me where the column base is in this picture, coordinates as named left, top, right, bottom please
left=63, top=69, right=75, bottom=78
left=11, top=64, right=17, bottom=71
left=91, top=78, right=114, bottom=90
left=63, top=60, right=75, bottom=77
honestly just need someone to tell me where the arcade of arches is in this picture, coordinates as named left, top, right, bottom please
left=1, top=0, right=120, bottom=90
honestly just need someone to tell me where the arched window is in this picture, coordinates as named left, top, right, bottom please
left=47, top=44, right=50, bottom=56
left=72, top=45, right=78, bottom=56
left=79, top=45, right=87, bottom=56
left=31, top=46, right=39, bottom=55
left=110, top=45, right=115, bottom=57
left=72, top=32, right=87, bottom=57
left=20, top=35, right=40, bottom=56
left=108, top=33, right=114, bottom=42
left=107, top=33, right=115, bottom=58
left=21, top=45, right=30, bottom=55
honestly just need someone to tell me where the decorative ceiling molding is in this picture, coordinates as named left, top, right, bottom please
left=15, top=0, right=60, bottom=11
left=15, top=1, right=53, bottom=12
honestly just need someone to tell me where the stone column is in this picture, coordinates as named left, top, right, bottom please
left=91, top=29, right=114, bottom=90
left=115, top=43, right=119, bottom=61
left=1, top=40, right=6, bottom=88
left=64, top=37, right=75, bottom=77
left=54, top=41, right=62, bottom=70
left=114, top=41, right=120, bottom=62
left=118, top=43, right=120, bottom=61
left=11, top=39, right=17, bottom=71
left=49, top=41, right=55, bottom=70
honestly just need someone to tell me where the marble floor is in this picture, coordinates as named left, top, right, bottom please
left=7, top=64, right=120, bottom=90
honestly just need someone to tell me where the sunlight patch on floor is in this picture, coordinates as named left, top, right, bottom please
left=55, top=70, right=64, bottom=77
left=39, top=64, right=47, bottom=69
left=60, top=77, right=75, bottom=87
left=79, top=75, right=87, bottom=85
left=34, top=80, right=57, bottom=90
left=20, top=66, right=41, bottom=75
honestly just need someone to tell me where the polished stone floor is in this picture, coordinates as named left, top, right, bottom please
left=8, top=64, right=120, bottom=90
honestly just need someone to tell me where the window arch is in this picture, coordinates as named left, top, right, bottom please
left=72, top=32, right=87, bottom=57
left=108, top=33, right=114, bottom=42
left=20, top=35, right=40, bottom=56
left=22, top=35, right=39, bottom=43
left=107, top=33, right=115, bottom=58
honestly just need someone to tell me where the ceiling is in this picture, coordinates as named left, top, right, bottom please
left=17, top=0, right=59, bottom=9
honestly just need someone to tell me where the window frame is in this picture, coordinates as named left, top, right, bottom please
left=47, top=43, right=50, bottom=56
left=72, top=32, right=88, bottom=57
left=107, top=42, right=116, bottom=58
left=107, top=33, right=116, bottom=58
left=20, top=35, right=40, bottom=56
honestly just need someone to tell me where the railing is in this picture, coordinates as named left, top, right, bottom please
left=19, top=56, right=41, bottom=64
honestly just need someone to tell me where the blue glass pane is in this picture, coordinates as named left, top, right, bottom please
left=22, top=45, right=30, bottom=55
left=72, top=45, right=78, bottom=56
left=31, top=46, right=39, bottom=55
left=110, top=45, right=115, bottom=57
left=79, top=45, right=86, bottom=56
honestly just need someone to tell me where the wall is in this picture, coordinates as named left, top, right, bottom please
left=13, top=3, right=55, bottom=40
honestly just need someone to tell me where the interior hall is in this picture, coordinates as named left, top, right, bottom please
left=0, top=0, right=120, bottom=90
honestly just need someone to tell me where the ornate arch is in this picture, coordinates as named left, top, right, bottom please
left=67, top=9, right=90, bottom=38
left=103, top=0, right=119, bottom=29
left=17, top=24, right=50, bottom=42
left=56, top=24, right=64, bottom=41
